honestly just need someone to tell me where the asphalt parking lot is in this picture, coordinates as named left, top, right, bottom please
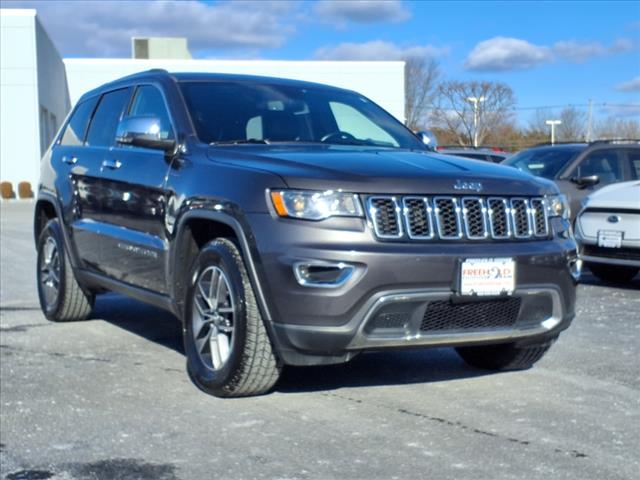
left=1, top=201, right=638, bottom=480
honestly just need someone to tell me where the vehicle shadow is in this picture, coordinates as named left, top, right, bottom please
left=276, top=348, right=489, bottom=393
left=579, top=269, right=640, bottom=291
left=91, top=293, right=489, bottom=392
left=91, top=293, right=184, bottom=354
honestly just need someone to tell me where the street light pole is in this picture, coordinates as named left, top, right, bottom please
left=467, top=96, right=485, bottom=147
left=545, top=119, right=562, bottom=145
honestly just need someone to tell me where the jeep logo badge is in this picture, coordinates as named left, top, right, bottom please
left=453, top=180, right=483, bottom=193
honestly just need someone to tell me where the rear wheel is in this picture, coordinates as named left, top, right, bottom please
left=36, top=218, right=94, bottom=321
left=587, top=263, right=639, bottom=283
left=184, top=238, right=281, bottom=397
left=456, top=339, right=556, bottom=371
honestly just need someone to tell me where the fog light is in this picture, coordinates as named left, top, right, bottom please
left=293, top=262, right=355, bottom=288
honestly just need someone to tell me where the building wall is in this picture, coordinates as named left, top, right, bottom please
left=35, top=16, right=70, bottom=155
left=0, top=9, right=40, bottom=189
left=0, top=9, right=69, bottom=189
left=63, top=59, right=406, bottom=122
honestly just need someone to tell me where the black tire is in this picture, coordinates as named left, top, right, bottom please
left=587, top=263, right=639, bottom=283
left=456, top=339, right=556, bottom=371
left=36, top=218, right=94, bottom=322
left=184, top=238, right=281, bottom=397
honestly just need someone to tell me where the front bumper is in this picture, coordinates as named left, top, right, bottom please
left=247, top=213, right=578, bottom=365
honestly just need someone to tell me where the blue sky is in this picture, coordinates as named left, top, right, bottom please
left=7, top=0, right=640, bottom=122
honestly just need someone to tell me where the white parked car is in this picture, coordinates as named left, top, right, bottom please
left=575, top=181, right=640, bottom=282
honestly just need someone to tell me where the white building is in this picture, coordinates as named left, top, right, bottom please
left=0, top=9, right=406, bottom=190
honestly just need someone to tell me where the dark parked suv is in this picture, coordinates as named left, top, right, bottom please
left=35, top=70, right=580, bottom=397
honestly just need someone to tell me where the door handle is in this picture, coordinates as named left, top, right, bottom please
left=101, top=159, right=122, bottom=170
left=62, top=156, right=78, bottom=165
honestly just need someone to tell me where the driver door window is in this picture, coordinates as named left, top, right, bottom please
left=128, top=85, right=174, bottom=141
left=574, top=149, right=624, bottom=186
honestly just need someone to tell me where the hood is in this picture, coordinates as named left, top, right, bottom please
left=584, top=181, right=640, bottom=209
left=208, top=144, right=556, bottom=196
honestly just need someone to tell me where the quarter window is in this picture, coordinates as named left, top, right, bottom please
left=60, top=96, right=98, bottom=146
left=86, top=88, right=132, bottom=147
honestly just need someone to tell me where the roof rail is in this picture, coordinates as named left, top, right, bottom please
left=589, top=139, right=640, bottom=145
left=532, top=141, right=588, bottom=147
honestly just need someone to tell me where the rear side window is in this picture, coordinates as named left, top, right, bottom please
left=626, top=149, right=640, bottom=179
left=86, top=88, right=132, bottom=147
left=128, top=85, right=174, bottom=140
left=60, top=97, right=98, bottom=146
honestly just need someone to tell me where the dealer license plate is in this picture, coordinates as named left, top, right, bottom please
left=460, top=258, right=515, bottom=296
left=597, top=230, right=622, bottom=248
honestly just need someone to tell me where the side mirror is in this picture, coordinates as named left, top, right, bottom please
left=116, top=116, right=176, bottom=152
left=570, top=175, right=600, bottom=189
left=416, top=130, right=438, bottom=151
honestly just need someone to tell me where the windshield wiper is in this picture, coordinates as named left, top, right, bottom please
left=210, top=139, right=270, bottom=145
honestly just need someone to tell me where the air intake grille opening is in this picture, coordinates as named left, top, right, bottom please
left=369, top=197, right=401, bottom=238
left=462, top=198, right=487, bottom=238
left=530, top=199, right=548, bottom=236
left=403, top=197, right=433, bottom=238
left=488, top=198, right=510, bottom=238
left=420, top=297, right=522, bottom=332
left=435, top=197, right=461, bottom=238
left=511, top=199, right=531, bottom=237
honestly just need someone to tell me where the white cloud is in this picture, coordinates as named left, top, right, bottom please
left=552, top=41, right=606, bottom=63
left=313, top=0, right=410, bottom=26
left=314, top=40, right=449, bottom=60
left=464, top=37, right=552, bottom=71
left=3, top=0, right=297, bottom=57
left=465, top=36, right=638, bottom=71
left=615, top=76, right=640, bottom=92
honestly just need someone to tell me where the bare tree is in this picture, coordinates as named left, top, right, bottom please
left=404, top=57, right=440, bottom=131
left=594, top=117, right=640, bottom=139
left=528, top=108, right=555, bottom=136
left=431, top=81, right=516, bottom=146
left=557, top=107, right=587, bottom=141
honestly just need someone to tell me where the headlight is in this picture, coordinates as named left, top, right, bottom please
left=546, top=194, right=570, bottom=219
left=270, top=189, right=364, bottom=220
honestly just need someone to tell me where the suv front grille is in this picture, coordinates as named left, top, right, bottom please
left=367, top=195, right=549, bottom=241
left=420, top=297, right=522, bottom=332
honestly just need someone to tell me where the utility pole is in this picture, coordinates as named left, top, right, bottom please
left=586, top=99, right=593, bottom=142
left=545, top=120, right=562, bottom=145
left=467, top=96, right=485, bottom=147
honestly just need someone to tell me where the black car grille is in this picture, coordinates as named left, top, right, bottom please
left=368, top=195, right=550, bottom=241
left=420, top=297, right=522, bottom=332
left=583, top=244, right=640, bottom=261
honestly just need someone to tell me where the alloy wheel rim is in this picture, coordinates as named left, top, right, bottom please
left=192, top=266, right=236, bottom=371
left=40, top=237, right=60, bottom=308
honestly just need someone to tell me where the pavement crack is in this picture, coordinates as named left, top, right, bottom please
left=322, top=392, right=588, bottom=459
left=0, top=344, right=111, bottom=363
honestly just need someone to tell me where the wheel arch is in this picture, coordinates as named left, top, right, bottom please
left=170, top=209, right=275, bottom=329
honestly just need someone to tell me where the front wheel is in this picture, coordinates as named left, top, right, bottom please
left=36, top=218, right=94, bottom=321
left=184, top=238, right=281, bottom=397
left=456, top=339, right=556, bottom=371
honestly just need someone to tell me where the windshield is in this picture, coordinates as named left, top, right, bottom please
left=179, top=81, right=424, bottom=149
left=503, top=147, right=582, bottom=179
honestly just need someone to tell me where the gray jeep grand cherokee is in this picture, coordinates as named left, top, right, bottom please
left=34, top=70, right=580, bottom=397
